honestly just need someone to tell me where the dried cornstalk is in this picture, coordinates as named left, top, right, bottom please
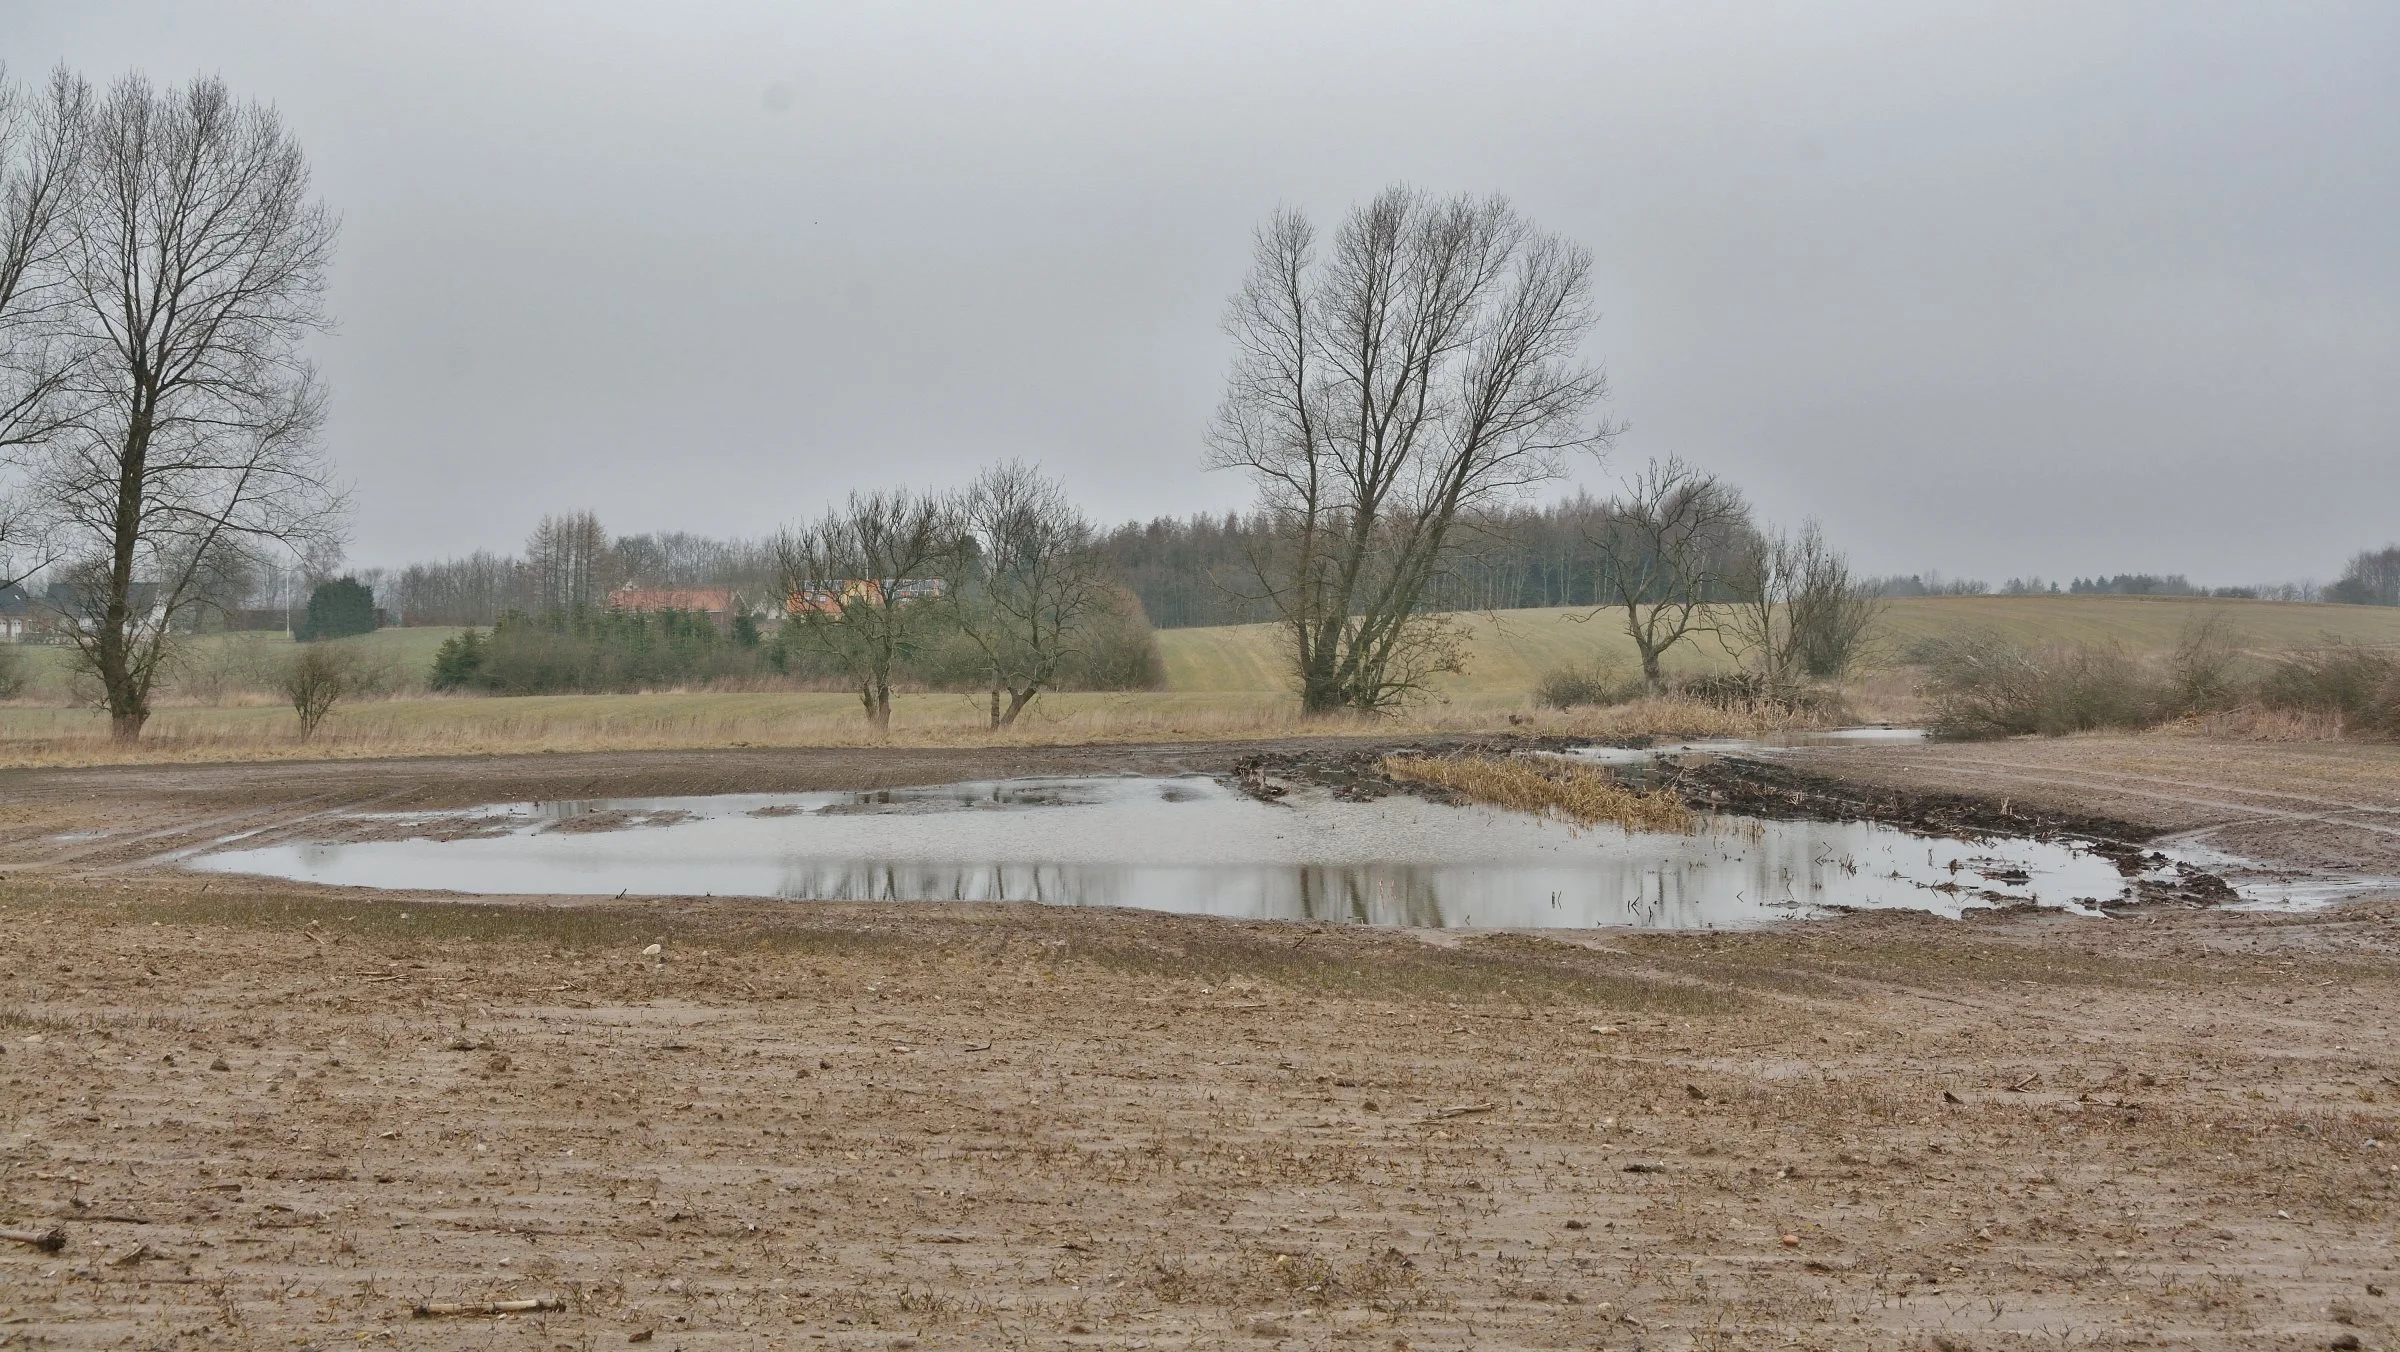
left=1381, top=753, right=1694, bottom=834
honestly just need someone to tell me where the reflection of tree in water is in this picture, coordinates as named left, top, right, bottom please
left=769, top=858, right=1455, bottom=922
left=1292, top=867, right=1447, bottom=928
left=775, top=861, right=1161, bottom=905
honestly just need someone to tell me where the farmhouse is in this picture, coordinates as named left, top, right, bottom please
left=606, top=583, right=745, bottom=634
left=0, top=584, right=34, bottom=642
left=0, top=582, right=171, bottom=641
left=786, top=578, right=946, bottom=616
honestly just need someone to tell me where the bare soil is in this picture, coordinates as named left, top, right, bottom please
left=3, top=735, right=2397, bottom=1349
left=1801, top=733, right=2400, bottom=877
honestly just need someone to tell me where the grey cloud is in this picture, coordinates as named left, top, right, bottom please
left=11, top=0, right=2394, bottom=582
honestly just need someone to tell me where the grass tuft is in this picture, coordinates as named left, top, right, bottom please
left=1380, top=752, right=1695, bottom=834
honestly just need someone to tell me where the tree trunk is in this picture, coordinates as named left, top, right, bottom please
left=1297, top=624, right=1345, bottom=714
left=109, top=706, right=147, bottom=743
left=997, top=687, right=1037, bottom=727
left=1637, top=640, right=1665, bottom=688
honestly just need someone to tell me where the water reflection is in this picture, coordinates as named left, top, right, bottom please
left=187, top=774, right=2176, bottom=930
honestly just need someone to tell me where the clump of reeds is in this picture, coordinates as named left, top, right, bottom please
left=1380, top=753, right=1695, bottom=835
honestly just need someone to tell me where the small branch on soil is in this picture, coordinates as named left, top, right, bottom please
left=412, top=1297, right=564, bottom=1317
left=1, top=1226, right=67, bottom=1252
left=1425, top=1103, right=1497, bottom=1120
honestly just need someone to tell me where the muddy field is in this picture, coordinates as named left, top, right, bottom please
left=3, top=734, right=2398, bottom=1349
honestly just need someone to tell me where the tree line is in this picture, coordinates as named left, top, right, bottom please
left=422, top=463, right=1161, bottom=729
left=8, top=66, right=2379, bottom=748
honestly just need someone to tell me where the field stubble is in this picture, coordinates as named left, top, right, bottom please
left=0, top=878, right=2394, bottom=1349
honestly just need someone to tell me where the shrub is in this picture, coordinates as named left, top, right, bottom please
left=281, top=645, right=356, bottom=740
left=1677, top=670, right=1770, bottom=710
left=2256, top=642, right=2400, bottom=734
left=0, top=644, right=24, bottom=700
left=436, top=609, right=766, bottom=695
left=1055, top=588, right=1166, bottom=691
left=1912, top=634, right=2162, bottom=739
left=1534, top=664, right=1625, bottom=709
left=1671, top=669, right=1842, bottom=717
left=2165, top=613, right=2243, bottom=714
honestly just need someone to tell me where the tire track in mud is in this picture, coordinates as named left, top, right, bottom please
left=1910, top=754, right=2400, bottom=820
left=0, top=791, right=386, bottom=873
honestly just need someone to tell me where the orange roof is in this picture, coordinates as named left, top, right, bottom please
left=610, top=586, right=733, bottom=614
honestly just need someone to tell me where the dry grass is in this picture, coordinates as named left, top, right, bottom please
left=1162, top=594, right=2400, bottom=697
left=1381, top=751, right=1696, bottom=834
left=2165, top=706, right=2353, bottom=742
left=0, top=689, right=1847, bottom=768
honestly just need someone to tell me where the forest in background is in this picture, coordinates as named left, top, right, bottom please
left=346, top=504, right=2392, bottom=633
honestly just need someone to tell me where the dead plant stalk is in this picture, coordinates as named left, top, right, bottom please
left=1381, top=753, right=1694, bottom=834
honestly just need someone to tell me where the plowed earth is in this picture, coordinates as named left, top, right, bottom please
left=2, top=735, right=2396, bottom=1350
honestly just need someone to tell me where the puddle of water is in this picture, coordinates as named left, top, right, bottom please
left=189, top=774, right=2215, bottom=930
left=1785, top=726, right=1930, bottom=745
left=2138, top=837, right=2400, bottom=912
left=1559, top=727, right=1928, bottom=767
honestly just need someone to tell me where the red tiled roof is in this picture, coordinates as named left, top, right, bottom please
left=609, top=586, right=733, bottom=614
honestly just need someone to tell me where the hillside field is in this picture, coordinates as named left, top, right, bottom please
left=4, top=595, right=2399, bottom=762
left=1155, top=593, right=2400, bottom=695
left=0, top=624, right=456, bottom=704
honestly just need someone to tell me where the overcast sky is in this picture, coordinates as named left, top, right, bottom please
left=11, top=1, right=2396, bottom=583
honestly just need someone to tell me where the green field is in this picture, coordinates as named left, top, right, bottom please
left=1154, top=594, right=2400, bottom=696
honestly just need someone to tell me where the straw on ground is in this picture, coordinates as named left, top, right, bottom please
left=1381, top=752, right=1695, bottom=834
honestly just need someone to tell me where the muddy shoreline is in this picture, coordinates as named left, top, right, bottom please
left=0, top=732, right=2384, bottom=914
left=1232, top=739, right=2250, bottom=913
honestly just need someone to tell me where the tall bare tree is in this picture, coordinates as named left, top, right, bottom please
left=1584, top=457, right=1751, bottom=688
left=0, top=65, right=89, bottom=585
left=525, top=510, right=610, bottom=616
left=1724, top=518, right=1882, bottom=686
left=776, top=489, right=954, bottom=733
left=35, top=74, right=344, bottom=741
left=1207, top=186, right=1613, bottom=714
left=948, top=461, right=1113, bottom=728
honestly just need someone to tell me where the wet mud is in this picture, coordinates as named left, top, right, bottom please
left=1234, top=738, right=2250, bottom=913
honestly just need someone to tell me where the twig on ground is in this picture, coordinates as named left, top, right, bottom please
left=411, top=1297, right=564, bottom=1317
left=1, top=1226, right=66, bottom=1252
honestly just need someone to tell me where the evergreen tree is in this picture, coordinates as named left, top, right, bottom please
left=295, top=577, right=377, bottom=642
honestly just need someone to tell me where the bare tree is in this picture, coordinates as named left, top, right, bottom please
left=775, top=489, right=954, bottom=733
left=2329, top=545, right=2400, bottom=607
left=1584, top=457, right=1751, bottom=688
left=1724, top=519, right=1882, bottom=687
left=948, top=462, right=1114, bottom=728
left=0, top=65, right=90, bottom=585
left=281, top=642, right=352, bottom=740
left=1207, top=186, right=1613, bottom=714
left=525, top=510, right=611, bottom=616
left=30, top=74, right=343, bottom=741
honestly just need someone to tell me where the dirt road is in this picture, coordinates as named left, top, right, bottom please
left=3, top=735, right=2397, bottom=1348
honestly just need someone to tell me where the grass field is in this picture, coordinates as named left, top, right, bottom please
left=0, top=625, right=455, bottom=704
left=4, top=594, right=2397, bottom=764
left=1155, top=593, right=2400, bottom=694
